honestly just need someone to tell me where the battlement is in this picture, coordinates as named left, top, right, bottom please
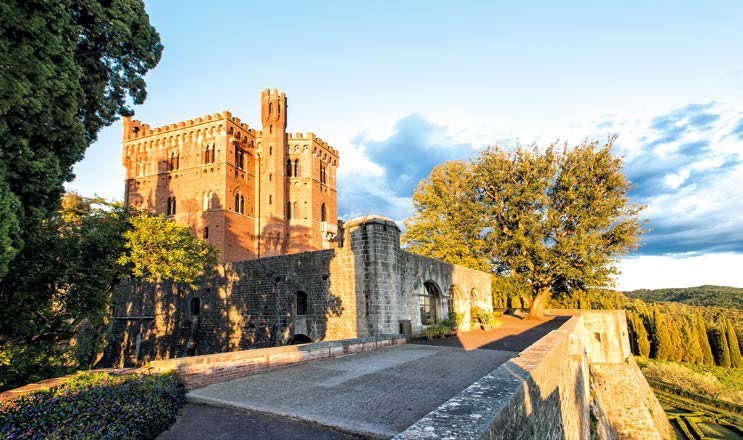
left=123, top=110, right=257, bottom=142
left=286, top=132, right=339, bottom=157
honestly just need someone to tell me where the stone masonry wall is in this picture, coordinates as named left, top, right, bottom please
left=103, top=215, right=492, bottom=367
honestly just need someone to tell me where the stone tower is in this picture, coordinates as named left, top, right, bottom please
left=259, top=88, right=289, bottom=257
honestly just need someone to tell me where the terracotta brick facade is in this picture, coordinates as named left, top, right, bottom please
left=121, top=88, right=339, bottom=263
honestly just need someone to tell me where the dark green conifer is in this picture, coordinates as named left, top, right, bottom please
left=652, top=305, right=674, bottom=361
left=724, top=317, right=741, bottom=368
left=696, top=313, right=715, bottom=366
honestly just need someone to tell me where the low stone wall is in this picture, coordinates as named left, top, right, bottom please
left=395, top=311, right=672, bottom=440
left=149, top=334, right=406, bottom=389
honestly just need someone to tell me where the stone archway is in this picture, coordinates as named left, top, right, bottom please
left=420, top=281, right=442, bottom=325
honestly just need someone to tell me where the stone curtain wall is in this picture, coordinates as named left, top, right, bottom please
left=396, top=311, right=672, bottom=440
left=104, top=215, right=493, bottom=367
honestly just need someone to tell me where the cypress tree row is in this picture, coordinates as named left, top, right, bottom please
left=667, top=316, right=685, bottom=362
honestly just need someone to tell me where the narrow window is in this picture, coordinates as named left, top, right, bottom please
left=294, top=159, right=299, bottom=177
left=166, top=197, right=176, bottom=216
left=204, top=227, right=209, bottom=239
left=269, top=194, right=272, bottom=205
left=296, top=292, right=307, bottom=315
left=235, top=193, right=240, bottom=212
left=190, top=297, right=201, bottom=316
left=286, top=159, right=292, bottom=177
left=321, top=203, right=327, bottom=222
left=240, top=195, right=245, bottom=214
left=286, top=201, right=292, bottom=220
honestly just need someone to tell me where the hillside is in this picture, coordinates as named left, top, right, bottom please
left=624, top=285, right=743, bottom=309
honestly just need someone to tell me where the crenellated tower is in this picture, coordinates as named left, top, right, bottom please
left=259, top=88, right=288, bottom=257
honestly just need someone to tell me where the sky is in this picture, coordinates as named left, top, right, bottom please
left=67, top=0, right=743, bottom=291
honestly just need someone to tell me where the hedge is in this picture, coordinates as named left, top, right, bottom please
left=0, top=371, right=185, bottom=439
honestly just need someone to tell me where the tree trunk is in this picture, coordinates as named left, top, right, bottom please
left=527, top=288, right=551, bottom=320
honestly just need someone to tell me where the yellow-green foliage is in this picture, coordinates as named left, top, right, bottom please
left=119, top=214, right=220, bottom=286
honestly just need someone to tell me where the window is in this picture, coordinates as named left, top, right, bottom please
left=294, top=159, right=299, bottom=177
left=320, top=164, right=327, bottom=185
left=286, top=201, right=292, bottom=220
left=286, top=159, right=293, bottom=177
left=203, top=227, right=209, bottom=239
left=234, top=193, right=245, bottom=214
left=235, top=149, right=245, bottom=170
left=269, top=194, right=272, bottom=205
left=296, top=292, right=307, bottom=315
left=203, top=144, right=215, bottom=164
left=320, top=203, right=327, bottom=222
left=203, top=191, right=213, bottom=211
left=166, top=197, right=176, bottom=216
left=168, top=151, right=179, bottom=171
left=190, top=297, right=201, bottom=316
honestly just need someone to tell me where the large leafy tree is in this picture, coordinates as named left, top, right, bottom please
left=0, top=195, right=133, bottom=389
left=404, top=140, right=645, bottom=319
left=119, top=214, right=221, bottom=286
left=0, top=0, right=163, bottom=278
left=0, top=197, right=220, bottom=390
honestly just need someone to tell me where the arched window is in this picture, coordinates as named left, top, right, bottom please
left=203, top=144, right=215, bottom=164
left=296, top=292, right=307, bottom=315
left=286, top=159, right=293, bottom=177
left=235, top=148, right=244, bottom=170
left=190, top=297, right=201, bottom=316
left=269, top=194, right=273, bottom=205
left=203, top=192, right=212, bottom=211
left=320, top=164, right=327, bottom=185
left=320, top=203, right=327, bottom=222
left=294, top=159, right=300, bottom=177
left=286, top=201, right=292, bottom=220
left=203, top=227, right=209, bottom=239
left=166, top=197, right=176, bottom=216
left=234, top=193, right=245, bottom=214
left=168, top=151, right=179, bottom=171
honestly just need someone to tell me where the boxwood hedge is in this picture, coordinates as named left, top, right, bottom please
left=0, top=371, right=185, bottom=439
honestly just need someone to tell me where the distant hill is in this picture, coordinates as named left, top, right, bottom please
left=624, top=285, right=743, bottom=309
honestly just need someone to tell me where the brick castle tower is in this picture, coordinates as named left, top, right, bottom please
left=121, top=88, right=339, bottom=262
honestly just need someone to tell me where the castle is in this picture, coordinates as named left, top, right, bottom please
left=122, top=89, right=339, bottom=262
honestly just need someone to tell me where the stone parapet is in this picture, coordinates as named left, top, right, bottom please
left=149, top=334, right=406, bottom=389
left=395, top=311, right=672, bottom=440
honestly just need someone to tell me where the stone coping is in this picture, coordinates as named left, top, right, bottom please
left=149, top=334, right=403, bottom=370
left=343, top=214, right=400, bottom=231
left=394, top=316, right=582, bottom=439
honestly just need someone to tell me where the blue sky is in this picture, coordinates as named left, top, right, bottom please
left=68, top=0, right=743, bottom=290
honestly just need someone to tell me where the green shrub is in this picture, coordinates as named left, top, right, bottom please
left=0, top=371, right=185, bottom=439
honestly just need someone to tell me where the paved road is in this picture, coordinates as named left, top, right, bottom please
left=164, top=315, right=566, bottom=439
left=160, top=403, right=363, bottom=440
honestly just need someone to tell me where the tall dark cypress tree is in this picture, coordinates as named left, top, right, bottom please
left=711, top=324, right=732, bottom=368
left=652, top=305, right=673, bottom=361
left=724, top=317, right=741, bottom=368
left=696, top=313, right=715, bottom=366
left=630, top=313, right=651, bottom=357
